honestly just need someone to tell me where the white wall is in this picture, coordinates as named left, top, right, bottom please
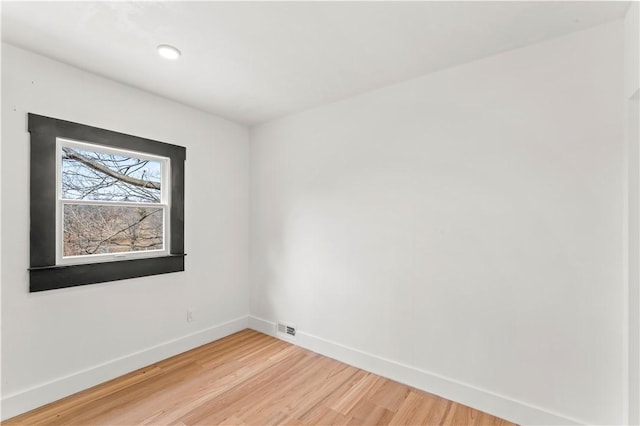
left=1, top=44, right=250, bottom=419
left=250, top=21, right=624, bottom=425
left=625, top=2, right=639, bottom=101
left=624, top=3, right=640, bottom=425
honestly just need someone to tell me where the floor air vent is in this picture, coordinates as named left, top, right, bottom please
left=277, top=321, right=296, bottom=337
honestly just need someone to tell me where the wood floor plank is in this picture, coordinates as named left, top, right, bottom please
left=180, top=350, right=313, bottom=424
left=329, top=372, right=380, bottom=415
left=4, top=329, right=517, bottom=426
left=288, top=364, right=362, bottom=422
left=367, top=378, right=413, bottom=412
left=348, top=401, right=395, bottom=425
left=241, top=355, right=338, bottom=424
left=388, top=391, right=427, bottom=425
left=300, top=407, right=352, bottom=426
left=161, top=354, right=305, bottom=424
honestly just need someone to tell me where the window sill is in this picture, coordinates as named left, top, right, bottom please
left=29, top=254, right=186, bottom=292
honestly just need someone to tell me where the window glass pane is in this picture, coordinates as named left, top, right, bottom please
left=63, top=204, right=164, bottom=256
left=61, top=145, right=162, bottom=203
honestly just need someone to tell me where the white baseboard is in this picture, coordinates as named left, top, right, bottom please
left=1, top=316, right=249, bottom=421
left=2, top=315, right=586, bottom=425
left=248, top=315, right=584, bottom=426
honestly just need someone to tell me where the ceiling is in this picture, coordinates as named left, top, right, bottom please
left=1, top=1, right=630, bottom=126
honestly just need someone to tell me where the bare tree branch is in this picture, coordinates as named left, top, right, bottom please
left=84, top=208, right=162, bottom=254
left=63, top=147, right=161, bottom=191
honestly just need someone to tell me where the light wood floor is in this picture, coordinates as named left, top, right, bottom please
left=4, top=329, right=516, bottom=425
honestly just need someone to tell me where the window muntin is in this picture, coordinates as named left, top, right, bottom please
left=56, top=138, right=170, bottom=265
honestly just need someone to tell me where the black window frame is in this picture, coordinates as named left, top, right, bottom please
left=28, top=113, right=186, bottom=292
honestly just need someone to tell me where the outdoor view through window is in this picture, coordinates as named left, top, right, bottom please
left=59, top=139, right=169, bottom=263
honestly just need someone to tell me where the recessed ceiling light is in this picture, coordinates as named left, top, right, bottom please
left=157, top=44, right=181, bottom=60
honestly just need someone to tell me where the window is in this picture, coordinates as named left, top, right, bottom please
left=28, top=114, right=186, bottom=292
left=57, top=140, right=169, bottom=264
